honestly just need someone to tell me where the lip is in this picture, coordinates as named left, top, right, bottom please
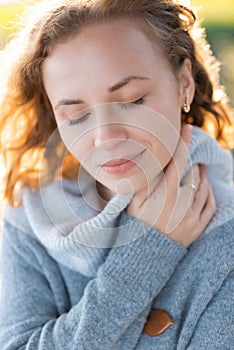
left=101, top=150, right=145, bottom=175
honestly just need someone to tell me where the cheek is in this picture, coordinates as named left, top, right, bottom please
left=143, top=131, right=179, bottom=169
left=153, top=124, right=180, bottom=169
left=148, top=84, right=182, bottom=127
left=148, top=99, right=181, bottom=162
left=70, top=141, right=91, bottom=163
left=150, top=103, right=181, bottom=129
left=140, top=113, right=180, bottom=156
left=136, top=106, right=180, bottom=170
left=57, top=123, right=93, bottom=163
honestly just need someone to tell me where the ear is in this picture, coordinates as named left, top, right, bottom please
left=178, top=58, right=195, bottom=108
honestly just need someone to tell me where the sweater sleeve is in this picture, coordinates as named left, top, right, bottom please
left=0, top=217, right=187, bottom=350
left=186, top=270, right=234, bottom=350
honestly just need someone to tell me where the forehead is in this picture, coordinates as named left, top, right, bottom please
left=43, top=17, right=166, bottom=74
left=42, top=17, right=174, bottom=104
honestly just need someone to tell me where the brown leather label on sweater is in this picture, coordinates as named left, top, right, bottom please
left=143, top=309, right=174, bottom=337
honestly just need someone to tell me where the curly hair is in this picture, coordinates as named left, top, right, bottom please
left=0, top=0, right=233, bottom=206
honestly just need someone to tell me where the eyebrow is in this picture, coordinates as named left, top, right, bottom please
left=54, top=75, right=149, bottom=110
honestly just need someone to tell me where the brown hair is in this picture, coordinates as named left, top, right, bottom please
left=0, top=0, right=233, bottom=206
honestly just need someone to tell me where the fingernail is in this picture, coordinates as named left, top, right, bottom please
left=182, top=124, right=193, bottom=144
left=184, top=124, right=193, bottom=135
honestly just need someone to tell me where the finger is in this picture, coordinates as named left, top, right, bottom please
left=165, top=181, right=196, bottom=234
left=129, top=171, right=164, bottom=211
left=165, top=124, right=193, bottom=189
left=199, top=183, right=216, bottom=228
left=166, top=164, right=202, bottom=234
left=181, top=163, right=200, bottom=193
left=192, top=165, right=209, bottom=213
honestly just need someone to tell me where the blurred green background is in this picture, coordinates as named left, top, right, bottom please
left=0, top=0, right=234, bottom=106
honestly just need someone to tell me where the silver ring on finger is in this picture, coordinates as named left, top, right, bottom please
left=189, top=183, right=197, bottom=192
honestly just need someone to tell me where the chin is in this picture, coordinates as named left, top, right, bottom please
left=96, top=162, right=164, bottom=197
left=98, top=176, right=148, bottom=197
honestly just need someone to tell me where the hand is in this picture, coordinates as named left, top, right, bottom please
left=127, top=125, right=216, bottom=248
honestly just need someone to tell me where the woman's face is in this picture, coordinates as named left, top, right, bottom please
left=42, top=17, right=194, bottom=197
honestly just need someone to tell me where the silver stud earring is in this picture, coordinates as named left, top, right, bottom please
left=183, top=96, right=190, bottom=113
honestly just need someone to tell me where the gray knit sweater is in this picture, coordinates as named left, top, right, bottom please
left=0, top=126, right=233, bottom=349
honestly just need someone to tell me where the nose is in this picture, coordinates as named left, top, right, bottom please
left=94, top=122, right=128, bottom=148
left=94, top=104, right=128, bottom=148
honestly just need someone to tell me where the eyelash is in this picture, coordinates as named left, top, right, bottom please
left=67, top=97, right=145, bottom=126
left=118, top=97, right=145, bottom=109
left=68, top=113, right=90, bottom=126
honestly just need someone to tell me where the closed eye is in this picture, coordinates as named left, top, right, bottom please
left=118, top=97, right=145, bottom=109
left=68, top=112, right=91, bottom=126
left=67, top=96, right=146, bottom=126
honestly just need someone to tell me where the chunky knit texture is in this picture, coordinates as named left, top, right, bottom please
left=0, top=126, right=233, bottom=349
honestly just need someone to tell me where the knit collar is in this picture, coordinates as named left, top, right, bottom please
left=23, top=127, right=234, bottom=277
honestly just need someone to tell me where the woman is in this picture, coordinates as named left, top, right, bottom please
left=0, top=0, right=233, bottom=349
